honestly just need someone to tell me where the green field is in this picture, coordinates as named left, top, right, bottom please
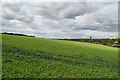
left=2, top=34, right=118, bottom=78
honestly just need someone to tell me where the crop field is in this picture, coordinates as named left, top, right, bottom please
left=2, top=34, right=118, bottom=78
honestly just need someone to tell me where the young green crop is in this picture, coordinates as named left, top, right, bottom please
left=2, top=34, right=118, bottom=78
left=2, top=45, right=118, bottom=78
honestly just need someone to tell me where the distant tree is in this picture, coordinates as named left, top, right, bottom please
left=90, top=36, right=92, bottom=39
left=90, top=36, right=92, bottom=43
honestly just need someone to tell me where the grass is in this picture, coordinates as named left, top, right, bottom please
left=2, top=34, right=118, bottom=78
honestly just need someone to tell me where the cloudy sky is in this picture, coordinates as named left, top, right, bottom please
left=1, top=1, right=118, bottom=38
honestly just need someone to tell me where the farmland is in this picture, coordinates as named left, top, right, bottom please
left=59, top=38, right=120, bottom=48
left=2, top=34, right=118, bottom=78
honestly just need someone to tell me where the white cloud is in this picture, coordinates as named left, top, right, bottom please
left=1, top=0, right=119, bottom=2
left=1, top=2, right=118, bottom=38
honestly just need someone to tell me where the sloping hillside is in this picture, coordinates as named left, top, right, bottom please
left=2, top=34, right=118, bottom=78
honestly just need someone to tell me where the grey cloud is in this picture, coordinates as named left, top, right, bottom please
left=2, top=2, right=118, bottom=38
left=16, top=15, right=34, bottom=23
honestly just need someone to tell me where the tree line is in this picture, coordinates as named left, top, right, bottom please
left=59, top=38, right=120, bottom=48
left=2, top=32, right=35, bottom=37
